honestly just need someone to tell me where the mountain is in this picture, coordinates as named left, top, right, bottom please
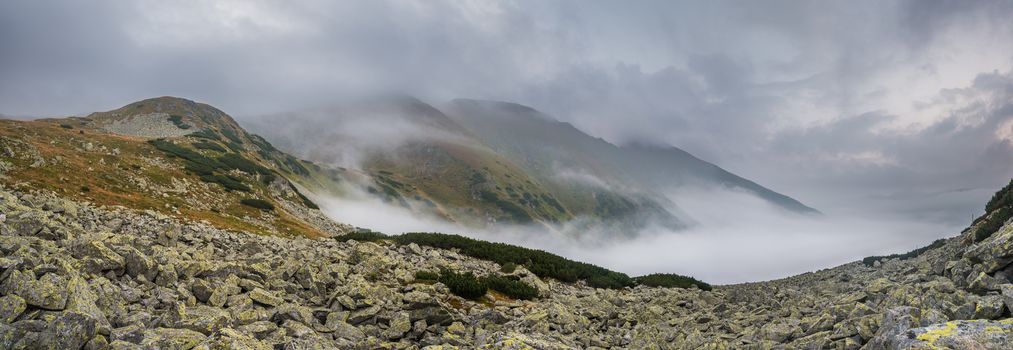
left=249, top=96, right=815, bottom=235
left=444, top=98, right=819, bottom=215
left=0, top=96, right=349, bottom=237
left=246, top=96, right=683, bottom=232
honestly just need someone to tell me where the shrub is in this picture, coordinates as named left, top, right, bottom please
left=192, top=141, right=226, bottom=153
left=337, top=230, right=389, bottom=242
left=392, top=232, right=635, bottom=289
left=167, top=115, right=192, bottom=129
left=500, top=262, right=517, bottom=274
left=240, top=198, right=275, bottom=211
left=218, top=153, right=271, bottom=175
left=439, top=269, right=487, bottom=300
left=973, top=179, right=1013, bottom=242
left=201, top=174, right=251, bottom=192
left=221, top=127, right=243, bottom=144
left=414, top=271, right=439, bottom=281
left=79, top=186, right=90, bottom=192
left=862, top=238, right=947, bottom=266
left=479, top=190, right=533, bottom=223
left=59, top=124, right=73, bottom=129
left=483, top=274, right=538, bottom=300
left=635, top=273, right=712, bottom=291
left=187, top=129, right=221, bottom=140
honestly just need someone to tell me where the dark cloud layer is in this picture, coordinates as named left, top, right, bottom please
left=1, top=0, right=1012, bottom=230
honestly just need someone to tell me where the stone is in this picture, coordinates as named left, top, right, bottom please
left=384, top=312, right=411, bottom=340
left=203, top=328, right=272, bottom=350
left=0, top=294, right=26, bottom=323
left=0, top=270, right=68, bottom=310
left=974, top=295, right=1006, bottom=319
left=139, top=328, right=207, bottom=349
left=248, top=288, right=283, bottom=307
left=42, top=312, right=97, bottom=350
left=896, top=320, right=1013, bottom=349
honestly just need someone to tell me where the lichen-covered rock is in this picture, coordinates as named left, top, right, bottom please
left=0, top=270, right=68, bottom=310
left=0, top=294, right=26, bottom=323
left=897, top=319, right=1013, bottom=349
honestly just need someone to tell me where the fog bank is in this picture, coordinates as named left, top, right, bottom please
left=314, top=186, right=960, bottom=285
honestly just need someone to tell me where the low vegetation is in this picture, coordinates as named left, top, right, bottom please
left=148, top=139, right=278, bottom=191
left=483, top=274, right=539, bottom=300
left=240, top=198, right=275, bottom=211
left=973, top=179, right=1013, bottom=242
left=167, top=115, right=192, bottom=129
left=337, top=231, right=708, bottom=290
left=192, top=141, right=226, bottom=152
left=414, top=269, right=539, bottom=300
left=438, top=269, right=487, bottom=300
left=635, top=273, right=712, bottom=291
left=862, top=239, right=947, bottom=266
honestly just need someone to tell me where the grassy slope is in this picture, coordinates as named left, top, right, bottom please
left=362, top=138, right=572, bottom=225
left=0, top=101, right=330, bottom=237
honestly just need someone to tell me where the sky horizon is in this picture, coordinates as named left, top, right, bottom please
left=3, top=1, right=1013, bottom=270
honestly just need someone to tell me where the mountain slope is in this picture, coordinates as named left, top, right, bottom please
left=444, top=98, right=818, bottom=214
left=0, top=96, right=349, bottom=237
left=247, top=96, right=681, bottom=231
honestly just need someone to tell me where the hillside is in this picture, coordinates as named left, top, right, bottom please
left=246, top=96, right=680, bottom=231
left=3, top=161, right=1013, bottom=348
left=444, top=98, right=819, bottom=215
left=0, top=96, right=350, bottom=238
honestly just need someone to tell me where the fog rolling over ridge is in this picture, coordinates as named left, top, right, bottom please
left=245, top=96, right=950, bottom=284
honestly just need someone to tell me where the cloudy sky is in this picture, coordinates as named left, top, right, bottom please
left=2, top=0, right=1012, bottom=229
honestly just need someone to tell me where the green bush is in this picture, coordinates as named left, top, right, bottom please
left=187, top=129, right=221, bottom=140
left=500, top=262, right=517, bottom=274
left=167, top=115, right=192, bottom=129
left=240, top=198, right=275, bottom=211
left=479, top=190, right=533, bottom=223
left=193, top=141, right=226, bottom=153
left=201, top=174, right=251, bottom=192
left=414, top=271, right=439, bottom=281
left=973, top=179, right=1013, bottom=242
left=392, top=232, right=635, bottom=289
left=337, top=230, right=389, bottom=242
left=862, top=238, right=947, bottom=266
left=221, top=127, right=243, bottom=144
left=59, top=124, right=73, bottom=129
left=483, top=274, right=538, bottom=300
left=438, top=269, right=487, bottom=300
left=218, top=153, right=272, bottom=175
left=333, top=231, right=709, bottom=291
left=635, top=273, right=712, bottom=291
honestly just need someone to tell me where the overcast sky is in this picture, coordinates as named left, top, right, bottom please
left=2, top=0, right=1012, bottom=229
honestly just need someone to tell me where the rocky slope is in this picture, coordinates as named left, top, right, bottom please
left=3, top=182, right=1013, bottom=349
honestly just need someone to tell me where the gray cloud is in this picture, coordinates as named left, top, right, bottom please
left=1, top=1, right=1012, bottom=238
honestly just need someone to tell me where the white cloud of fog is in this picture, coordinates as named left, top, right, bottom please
left=315, top=185, right=957, bottom=284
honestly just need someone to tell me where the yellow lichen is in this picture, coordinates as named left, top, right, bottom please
left=916, top=321, right=960, bottom=345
